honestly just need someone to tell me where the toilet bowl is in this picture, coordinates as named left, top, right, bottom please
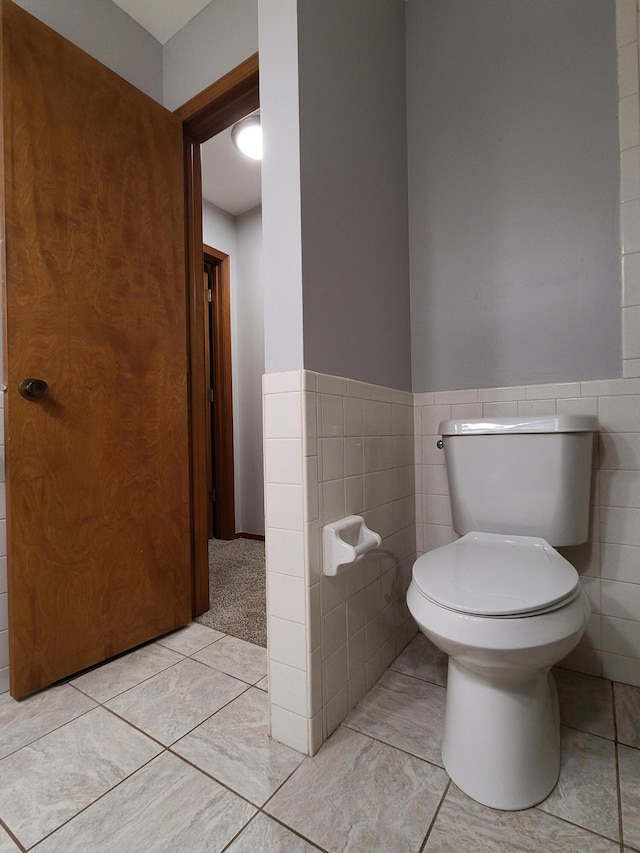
left=407, top=531, right=590, bottom=810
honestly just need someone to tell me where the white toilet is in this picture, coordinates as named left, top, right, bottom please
left=406, top=414, right=596, bottom=811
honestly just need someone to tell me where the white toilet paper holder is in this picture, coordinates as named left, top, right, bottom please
left=322, top=515, right=382, bottom=576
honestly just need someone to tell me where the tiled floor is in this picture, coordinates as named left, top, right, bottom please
left=0, top=626, right=639, bottom=852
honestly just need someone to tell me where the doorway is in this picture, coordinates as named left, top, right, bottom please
left=176, top=54, right=259, bottom=616
left=178, top=56, right=266, bottom=647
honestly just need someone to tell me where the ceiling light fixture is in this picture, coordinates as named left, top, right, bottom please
left=231, top=113, right=262, bottom=161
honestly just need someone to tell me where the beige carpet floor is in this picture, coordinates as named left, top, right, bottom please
left=194, top=537, right=267, bottom=647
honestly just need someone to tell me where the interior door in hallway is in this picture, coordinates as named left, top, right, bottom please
left=2, top=0, right=192, bottom=698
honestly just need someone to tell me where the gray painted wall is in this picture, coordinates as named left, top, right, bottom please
left=297, top=0, right=412, bottom=391
left=407, top=0, right=621, bottom=392
left=202, top=201, right=264, bottom=536
left=236, top=208, right=265, bottom=535
left=13, top=0, right=162, bottom=102
left=162, top=0, right=258, bottom=111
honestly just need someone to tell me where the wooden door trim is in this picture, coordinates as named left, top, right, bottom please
left=204, top=245, right=235, bottom=542
left=179, top=56, right=259, bottom=616
left=176, top=54, right=259, bottom=143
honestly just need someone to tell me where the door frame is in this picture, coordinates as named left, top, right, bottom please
left=176, top=54, right=259, bottom=616
left=203, top=245, right=235, bottom=542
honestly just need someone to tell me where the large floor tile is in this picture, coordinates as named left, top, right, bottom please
left=0, top=827, right=20, bottom=853
left=71, top=643, right=183, bottom=703
left=555, top=668, right=614, bottom=739
left=344, top=669, right=445, bottom=765
left=0, top=684, right=95, bottom=760
left=0, top=707, right=162, bottom=848
left=193, top=635, right=267, bottom=685
left=266, top=726, right=448, bottom=853
left=425, top=783, right=619, bottom=852
left=106, top=658, right=247, bottom=745
left=390, top=633, right=447, bottom=686
left=156, top=622, right=225, bottom=656
left=32, top=751, right=255, bottom=853
left=615, top=682, right=640, bottom=749
left=173, top=688, right=303, bottom=806
left=619, top=745, right=640, bottom=851
left=226, top=813, right=320, bottom=852
left=537, top=727, right=619, bottom=841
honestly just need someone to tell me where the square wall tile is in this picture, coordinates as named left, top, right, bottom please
left=619, top=41, right=640, bottom=99
left=616, top=0, right=637, bottom=47
left=623, top=252, right=640, bottom=306
left=600, top=506, right=640, bottom=546
left=319, top=395, right=344, bottom=437
left=518, top=399, right=556, bottom=416
left=324, top=643, right=348, bottom=702
left=266, top=529, right=304, bottom=578
left=598, top=394, right=640, bottom=432
left=270, top=704, right=308, bottom=753
left=621, top=146, right=640, bottom=202
left=624, top=358, right=640, bottom=376
left=265, top=485, right=304, bottom=531
left=321, top=479, right=345, bottom=525
left=264, top=393, right=302, bottom=439
left=268, top=572, right=306, bottom=624
left=557, top=397, right=598, bottom=416
left=319, top=438, right=344, bottom=482
left=263, top=371, right=302, bottom=394
left=307, top=583, right=321, bottom=651
left=620, top=93, right=640, bottom=151
left=601, top=543, right=640, bottom=582
left=622, top=199, right=640, bottom=253
left=344, top=397, right=362, bottom=436
left=269, top=616, right=306, bottom=670
left=623, top=306, right=640, bottom=358
left=602, top=614, right=640, bottom=658
left=323, top=603, right=347, bottom=658
left=270, top=660, right=307, bottom=717
left=602, top=579, right=640, bottom=619
left=602, top=651, right=640, bottom=686
left=265, top=439, right=303, bottom=485
left=482, top=401, right=518, bottom=417
left=600, top=470, right=640, bottom=508
left=316, top=374, right=347, bottom=396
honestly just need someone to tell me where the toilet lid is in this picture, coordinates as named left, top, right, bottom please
left=412, top=532, right=580, bottom=616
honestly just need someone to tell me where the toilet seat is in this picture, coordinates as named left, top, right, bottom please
left=412, top=532, right=580, bottom=617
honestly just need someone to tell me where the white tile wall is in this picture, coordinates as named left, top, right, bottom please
left=415, top=377, right=640, bottom=688
left=263, top=370, right=416, bottom=754
left=619, top=0, right=640, bottom=378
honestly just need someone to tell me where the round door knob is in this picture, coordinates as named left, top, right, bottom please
left=18, top=378, right=49, bottom=401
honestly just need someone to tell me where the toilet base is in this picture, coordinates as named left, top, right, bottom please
left=441, top=658, right=560, bottom=810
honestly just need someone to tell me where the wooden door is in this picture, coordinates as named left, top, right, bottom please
left=2, top=0, right=192, bottom=698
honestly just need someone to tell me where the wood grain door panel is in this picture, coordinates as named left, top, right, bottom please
left=2, top=0, right=192, bottom=697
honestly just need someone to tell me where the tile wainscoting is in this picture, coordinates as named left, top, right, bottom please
left=415, top=377, right=640, bottom=689
left=263, top=370, right=417, bottom=755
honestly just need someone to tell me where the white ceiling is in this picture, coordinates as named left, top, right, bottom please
left=201, top=128, right=262, bottom=217
left=111, top=0, right=262, bottom=216
left=111, top=0, right=213, bottom=44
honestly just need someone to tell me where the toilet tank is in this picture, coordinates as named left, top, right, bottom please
left=439, top=415, right=597, bottom=547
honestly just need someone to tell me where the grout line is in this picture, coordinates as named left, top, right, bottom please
left=0, top=816, right=25, bottom=852
left=23, top=748, right=164, bottom=850
left=419, top=778, right=451, bottom=852
left=616, top=750, right=626, bottom=853
left=613, top=679, right=626, bottom=852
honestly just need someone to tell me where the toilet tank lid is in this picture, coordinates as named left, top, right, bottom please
left=439, top=415, right=598, bottom=436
